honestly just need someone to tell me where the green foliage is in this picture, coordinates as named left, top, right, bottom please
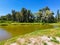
left=36, top=6, right=55, bottom=23
left=0, top=23, right=8, bottom=26
left=0, top=6, right=58, bottom=23
left=0, top=20, right=5, bottom=23
left=55, top=10, right=60, bottom=22
left=6, top=14, right=12, bottom=21
left=51, top=37, right=59, bottom=43
left=44, top=42, right=47, bottom=45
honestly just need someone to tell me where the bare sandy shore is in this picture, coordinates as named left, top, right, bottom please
left=6, top=35, right=60, bottom=45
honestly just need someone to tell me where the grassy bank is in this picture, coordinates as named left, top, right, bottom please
left=0, top=27, right=60, bottom=45
left=0, top=23, right=53, bottom=37
left=0, top=23, right=60, bottom=45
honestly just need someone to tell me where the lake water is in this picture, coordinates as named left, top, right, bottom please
left=0, top=24, right=55, bottom=41
left=0, top=28, right=11, bottom=41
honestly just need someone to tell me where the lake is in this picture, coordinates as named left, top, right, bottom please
left=0, top=28, right=11, bottom=41
left=0, top=24, right=54, bottom=41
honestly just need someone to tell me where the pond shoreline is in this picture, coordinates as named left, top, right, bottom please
left=0, top=23, right=60, bottom=45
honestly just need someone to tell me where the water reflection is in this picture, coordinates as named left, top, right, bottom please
left=0, top=28, right=11, bottom=41
left=53, top=25, right=59, bottom=28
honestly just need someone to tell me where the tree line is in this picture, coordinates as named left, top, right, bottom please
left=0, top=6, right=60, bottom=23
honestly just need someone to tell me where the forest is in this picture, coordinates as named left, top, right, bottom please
left=0, top=6, right=60, bottom=23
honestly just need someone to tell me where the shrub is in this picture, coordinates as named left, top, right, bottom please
left=0, top=23, right=8, bottom=26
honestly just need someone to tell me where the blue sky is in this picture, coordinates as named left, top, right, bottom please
left=0, top=0, right=60, bottom=16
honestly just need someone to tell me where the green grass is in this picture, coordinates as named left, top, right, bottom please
left=0, top=23, right=53, bottom=37
left=0, top=23, right=60, bottom=45
left=51, top=37, right=59, bottom=43
left=0, top=27, right=60, bottom=45
left=44, top=42, right=47, bottom=45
